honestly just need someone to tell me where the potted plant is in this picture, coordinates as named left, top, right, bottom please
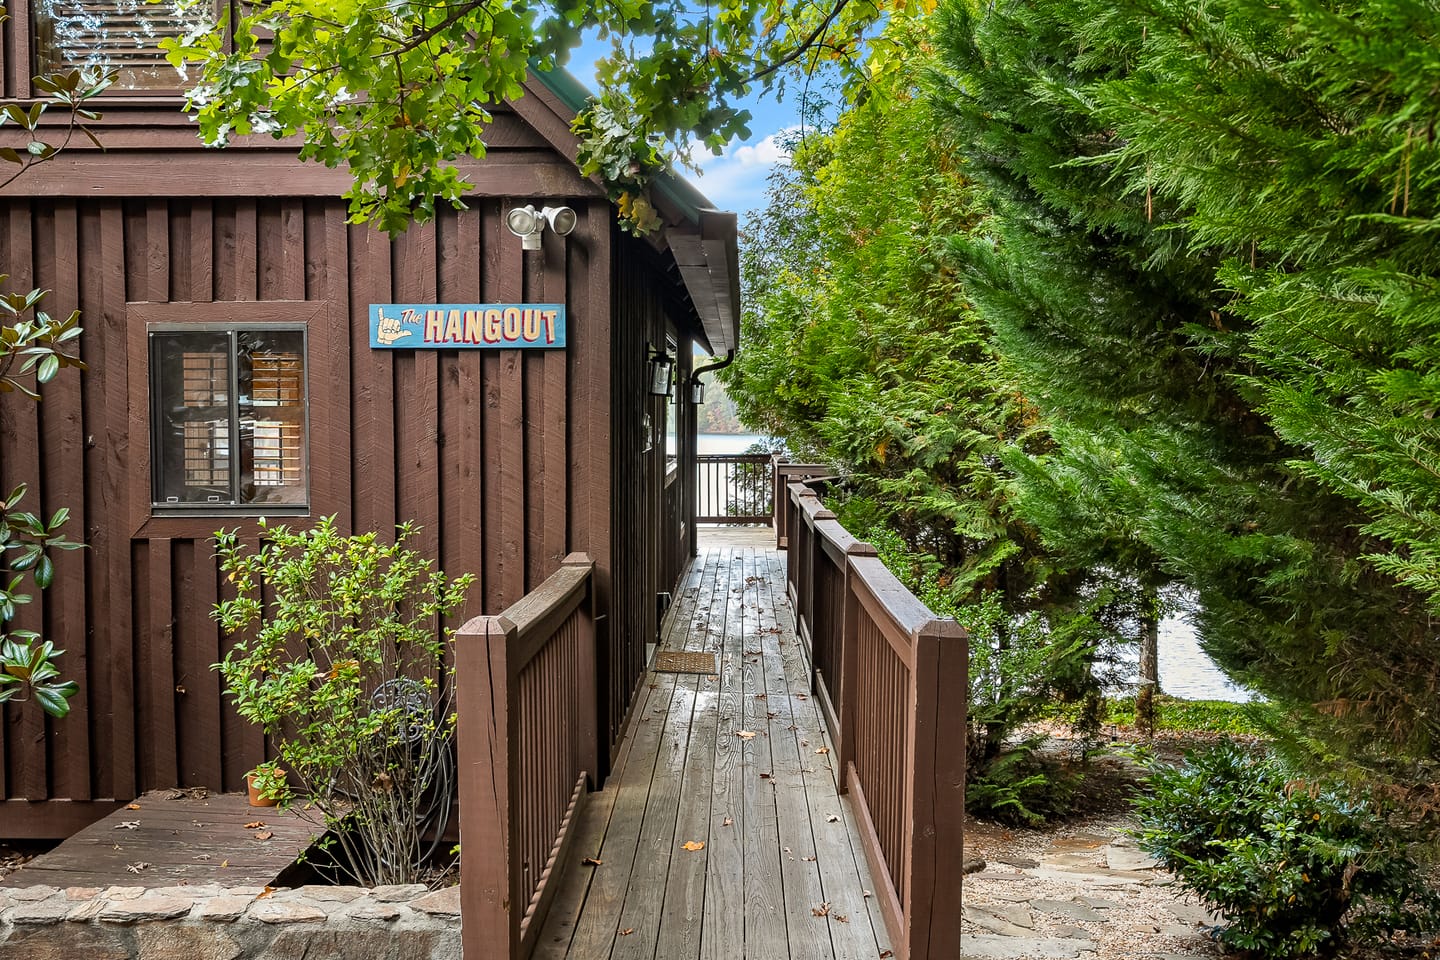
left=213, top=516, right=473, bottom=884
left=246, top=761, right=288, bottom=807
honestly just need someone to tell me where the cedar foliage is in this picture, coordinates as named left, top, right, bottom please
left=931, top=0, right=1440, bottom=764
left=725, top=25, right=1143, bottom=820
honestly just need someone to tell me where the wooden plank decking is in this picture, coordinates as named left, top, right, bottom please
left=0, top=790, right=322, bottom=890
left=535, top=538, right=893, bottom=960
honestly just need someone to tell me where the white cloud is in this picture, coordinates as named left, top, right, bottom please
left=681, top=127, right=799, bottom=218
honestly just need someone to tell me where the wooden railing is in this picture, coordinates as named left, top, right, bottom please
left=781, top=475, right=968, bottom=960
left=457, top=554, right=598, bottom=960
left=696, top=452, right=773, bottom=523
left=771, top=456, right=832, bottom=548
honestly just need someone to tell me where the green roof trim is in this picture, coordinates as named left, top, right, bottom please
left=526, top=61, right=721, bottom=226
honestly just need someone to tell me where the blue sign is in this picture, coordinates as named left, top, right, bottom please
left=369, top=303, right=566, bottom=349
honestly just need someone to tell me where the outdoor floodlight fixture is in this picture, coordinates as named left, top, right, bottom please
left=505, top=204, right=577, bottom=250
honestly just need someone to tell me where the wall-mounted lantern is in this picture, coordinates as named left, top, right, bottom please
left=646, top=347, right=673, bottom=396
left=690, top=350, right=734, bottom=406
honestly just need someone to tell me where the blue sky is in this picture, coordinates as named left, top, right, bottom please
left=564, top=37, right=810, bottom=222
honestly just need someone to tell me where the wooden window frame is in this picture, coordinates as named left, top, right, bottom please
left=127, top=300, right=341, bottom=539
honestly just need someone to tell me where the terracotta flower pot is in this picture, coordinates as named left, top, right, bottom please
left=246, top=769, right=285, bottom=807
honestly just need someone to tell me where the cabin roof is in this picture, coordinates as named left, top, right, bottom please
left=518, top=67, right=741, bottom=356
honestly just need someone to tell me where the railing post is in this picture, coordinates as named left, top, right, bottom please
left=772, top=455, right=788, bottom=549
left=834, top=538, right=877, bottom=794
left=787, top=484, right=803, bottom=606
left=458, top=613, right=523, bottom=959
left=562, top=553, right=600, bottom=789
left=791, top=488, right=830, bottom=670
left=903, top=618, right=968, bottom=960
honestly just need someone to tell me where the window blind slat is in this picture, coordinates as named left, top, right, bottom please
left=33, top=0, right=210, bottom=89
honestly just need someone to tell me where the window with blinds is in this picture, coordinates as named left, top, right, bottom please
left=150, top=327, right=308, bottom=510
left=32, top=0, right=213, bottom=90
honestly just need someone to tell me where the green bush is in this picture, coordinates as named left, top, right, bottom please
left=1134, top=740, right=1439, bottom=957
left=1044, top=695, right=1277, bottom=737
left=214, top=517, right=474, bottom=885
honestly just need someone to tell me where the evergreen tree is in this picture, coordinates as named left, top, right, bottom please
left=726, top=24, right=1146, bottom=818
left=932, top=0, right=1440, bottom=762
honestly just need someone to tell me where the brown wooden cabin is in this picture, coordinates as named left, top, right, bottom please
left=0, top=9, right=740, bottom=839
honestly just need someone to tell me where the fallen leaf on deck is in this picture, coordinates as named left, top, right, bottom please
left=126, top=803, right=141, bottom=810
left=681, top=841, right=705, bottom=852
left=880, top=951, right=895, bottom=958
left=115, top=820, right=140, bottom=830
left=803, top=855, right=816, bottom=862
left=736, top=730, right=757, bottom=740
left=815, top=746, right=830, bottom=754
left=125, top=861, right=151, bottom=874
left=244, top=821, right=266, bottom=829
left=759, top=772, right=772, bottom=779
left=254, top=830, right=274, bottom=841
left=832, top=913, right=849, bottom=923
left=582, top=857, right=603, bottom=866
left=826, top=815, right=840, bottom=823
left=796, top=693, right=808, bottom=700
left=219, top=860, right=229, bottom=868
left=722, top=817, right=733, bottom=827
left=812, top=902, right=830, bottom=917
left=194, top=854, right=212, bottom=861
left=620, top=928, right=634, bottom=936
left=258, top=886, right=277, bottom=899
left=863, top=889, right=873, bottom=898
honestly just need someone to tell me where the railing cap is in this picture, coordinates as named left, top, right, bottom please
left=457, top=613, right=518, bottom=638
left=916, top=616, right=968, bottom=642
left=848, top=554, right=959, bottom=641
left=812, top=517, right=878, bottom=557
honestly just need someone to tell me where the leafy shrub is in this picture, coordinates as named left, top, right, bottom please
left=1134, top=740, right=1439, bottom=957
left=214, top=517, right=474, bottom=885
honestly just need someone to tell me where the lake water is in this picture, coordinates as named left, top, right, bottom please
left=1118, top=616, right=1255, bottom=703
left=695, top=434, right=1251, bottom=702
left=697, top=432, right=770, bottom=455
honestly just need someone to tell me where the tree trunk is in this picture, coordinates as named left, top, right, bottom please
left=1139, top=601, right=1159, bottom=693
left=1136, top=590, right=1161, bottom=736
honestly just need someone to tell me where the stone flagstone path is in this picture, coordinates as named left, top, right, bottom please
left=961, top=828, right=1222, bottom=960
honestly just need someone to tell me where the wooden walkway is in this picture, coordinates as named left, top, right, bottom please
left=0, top=790, right=321, bottom=889
left=535, top=540, right=893, bottom=960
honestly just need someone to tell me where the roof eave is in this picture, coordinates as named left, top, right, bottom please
left=519, top=67, right=741, bottom=355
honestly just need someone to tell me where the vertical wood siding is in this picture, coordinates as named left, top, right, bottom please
left=604, top=232, right=697, bottom=757
left=0, top=195, right=618, bottom=835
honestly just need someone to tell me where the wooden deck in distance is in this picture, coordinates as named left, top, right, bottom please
left=535, top=537, right=893, bottom=960
left=0, top=790, right=322, bottom=890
